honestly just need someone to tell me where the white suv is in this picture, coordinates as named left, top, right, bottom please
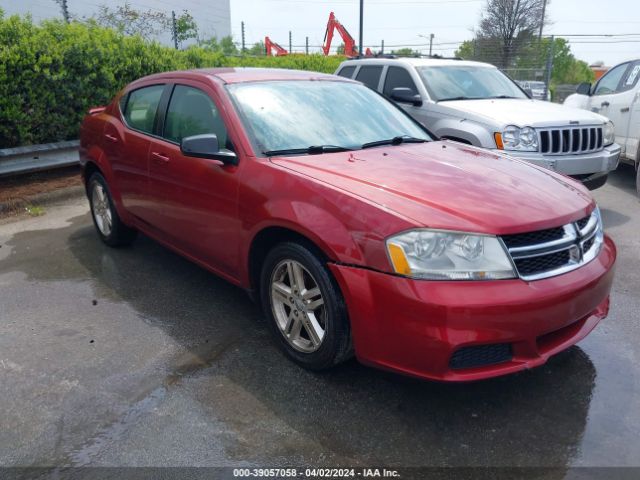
left=564, top=59, right=640, bottom=194
left=336, top=57, right=621, bottom=190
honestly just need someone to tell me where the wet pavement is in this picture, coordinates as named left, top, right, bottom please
left=0, top=166, right=639, bottom=475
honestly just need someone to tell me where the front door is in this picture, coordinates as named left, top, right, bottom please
left=145, top=83, right=242, bottom=279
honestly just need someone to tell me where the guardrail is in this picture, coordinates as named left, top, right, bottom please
left=0, top=140, right=80, bottom=177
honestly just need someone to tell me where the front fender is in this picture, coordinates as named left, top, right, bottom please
left=433, top=117, right=496, bottom=147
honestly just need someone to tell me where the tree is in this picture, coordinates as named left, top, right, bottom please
left=248, top=41, right=266, bottom=56
left=173, top=10, right=198, bottom=46
left=220, top=36, right=238, bottom=55
left=94, top=2, right=169, bottom=39
left=517, top=37, right=594, bottom=84
left=391, top=47, right=420, bottom=56
left=477, top=0, right=547, bottom=68
left=198, top=35, right=238, bottom=55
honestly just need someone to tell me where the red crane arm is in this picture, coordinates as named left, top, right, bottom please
left=322, top=11, right=357, bottom=57
left=265, top=36, right=288, bottom=56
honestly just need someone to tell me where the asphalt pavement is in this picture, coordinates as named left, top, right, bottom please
left=0, top=165, right=639, bottom=476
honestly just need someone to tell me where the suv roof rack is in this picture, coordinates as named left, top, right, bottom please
left=351, top=54, right=463, bottom=60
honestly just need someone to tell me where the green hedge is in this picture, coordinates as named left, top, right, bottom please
left=0, top=13, right=344, bottom=148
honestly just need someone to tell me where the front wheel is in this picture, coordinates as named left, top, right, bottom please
left=260, top=242, right=352, bottom=371
left=88, top=172, right=137, bottom=247
left=636, top=163, right=640, bottom=196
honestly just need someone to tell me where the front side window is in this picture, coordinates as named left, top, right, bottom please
left=417, top=66, right=527, bottom=101
left=593, top=63, right=629, bottom=96
left=163, top=85, right=228, bottom=147
left=123, top=85, right=164, bottom=134
left=383, top=67, right=419, bottom=97
left=228, top=80, right=431, bottom=154
left=356, top=66, right=383, bottom=90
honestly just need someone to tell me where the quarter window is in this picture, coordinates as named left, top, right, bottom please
left=593, top=63, right=629, bottom=95
left=164, top=85, right=228, bottom=147
left=383, top=67, right=419, bottom=97
left=356, top=66, right=383, bottom=90
left=123, top=85, right=164, bottom=134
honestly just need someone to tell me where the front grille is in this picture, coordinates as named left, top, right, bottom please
left=538, top=126, right=603, bottom=155
left=514, top=250, right=571, bottom=276
left=502, top=226, right=565, bottom=248
left=501, top=212, right=602, bottom=281
left=450, top=344, right=512, bottom=370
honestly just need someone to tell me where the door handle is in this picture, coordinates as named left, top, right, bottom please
left=601, top=101, right=610, bottom=108
left=151, top=151, right=170, bottom=164
left=621, top=107, right=630, bottom=113
left=104, top=133, right=118, bottom=143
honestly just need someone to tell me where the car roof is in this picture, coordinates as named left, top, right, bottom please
left=131, top=67, right=350, bottom=86
left=339, top=57, right=495, bottom=69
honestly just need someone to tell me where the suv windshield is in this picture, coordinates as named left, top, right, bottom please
left=417, top=66, right=527, bottom=101
left=227, top=80, right=431, bottom=155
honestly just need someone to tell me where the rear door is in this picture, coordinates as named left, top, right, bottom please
left=620, top=62, right=640, bottom=159
left=103, top=84, right=166, bottom=220
left=145, top=82, right=242, bottom=278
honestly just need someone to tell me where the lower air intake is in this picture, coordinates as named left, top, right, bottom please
left=449, top=343, right=513, bottom=370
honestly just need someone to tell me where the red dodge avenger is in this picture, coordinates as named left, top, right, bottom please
left=80, top=68, right=616, bottom=381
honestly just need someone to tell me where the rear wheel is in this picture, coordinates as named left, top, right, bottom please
left=260, top=242, right=352, bottom=370
left=88, top=172, right=137, bottom=247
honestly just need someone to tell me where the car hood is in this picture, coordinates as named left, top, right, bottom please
left=270, top=142, right=594, bottom=235
left=441, top=98, right=606, bottom=128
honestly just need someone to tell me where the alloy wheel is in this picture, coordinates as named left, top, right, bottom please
left=91, top=182, right=113, bottom=236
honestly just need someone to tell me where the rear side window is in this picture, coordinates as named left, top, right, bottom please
left=356, top=66, right=383, bottom=90
left=337, top=65, right=356, bottom=78
left=383, top=67, right=418, bottom=97
left=621, top=62, right=640, bottom=92
left=123, top=85, right=164, bottom=134
left=164, top=85, right=228, bottom=148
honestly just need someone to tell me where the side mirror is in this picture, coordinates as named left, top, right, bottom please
left=390, top=87, right=423, bottom=106
left=180, top=134, right=238, bottom=166
left=576, top=82, right=592, bottom=96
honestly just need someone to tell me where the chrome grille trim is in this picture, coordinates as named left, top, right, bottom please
left=538, top=126, right=604, bottom=155
left=501, top=209, right=604, bottom=281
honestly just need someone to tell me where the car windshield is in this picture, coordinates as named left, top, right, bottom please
left=417, top=65, right=527, bottom=101
left=529, top=81, right=546, bottom=89
left=227, top=80, right=431, bottom=155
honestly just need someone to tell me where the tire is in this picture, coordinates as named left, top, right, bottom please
left=88, top=172, right=137, bottom=247
left=636, top=163, right=640, bottom=197
left=260, top=242, right=352, bottom=371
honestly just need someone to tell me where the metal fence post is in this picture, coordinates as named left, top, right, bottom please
left=544, top=35, right=555, bottom=100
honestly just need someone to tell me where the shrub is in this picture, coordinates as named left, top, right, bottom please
left=0, top=13, right=345, bottom=148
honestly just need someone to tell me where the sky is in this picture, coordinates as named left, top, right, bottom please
left=229, top=0, right=640, bottom=66
left=2, top=0, right=638, bottom=66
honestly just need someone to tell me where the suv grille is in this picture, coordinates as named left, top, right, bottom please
left=538, top=126, right=603, bottom=155
left=501, top=210, right=603, bottom=281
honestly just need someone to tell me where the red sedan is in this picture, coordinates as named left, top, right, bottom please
left=79, top=68, right=616, bottom=381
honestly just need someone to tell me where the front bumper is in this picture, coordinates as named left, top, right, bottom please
left=329, top=235, right=616, bottom=382
left=498, top=144, right=621, bottom=177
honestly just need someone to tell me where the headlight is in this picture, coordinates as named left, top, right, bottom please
left=496, top=125, right=539, bottom=152
left=603, top=121, right=615, bottom=146
left=386, top=229, right=516, bottom=280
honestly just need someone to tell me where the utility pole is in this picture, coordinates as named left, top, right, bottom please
left=538, top=0, right=548, bottom=41
left=305, top=36, right=309, bottom=55
left=289, top=31, right=292, bottom=53
left=358, top=0, right=364, bottom=57
left=544, top=35, right=554, bottom=100
left=171, top=10, right=178, bottom=50
left=56, top=0, right=70, bottom=23
left=429, top=33, right=434, bottom=56
left=241, top=21, right=246, bottom=52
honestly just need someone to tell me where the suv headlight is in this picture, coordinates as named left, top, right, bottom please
left=496, top=125, right=539, bottom=152
left=386, top=229, right=516, bottom=280
left=603, top=121, right=615, bottom=146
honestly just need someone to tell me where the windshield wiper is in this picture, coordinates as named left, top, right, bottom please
left=361, top=135, right=427, bottom=150
left=437, top=96, right=477, bottom=102
left=263, top=145, right=353, bottom=157
left=486, top=95, right=519, bottom=99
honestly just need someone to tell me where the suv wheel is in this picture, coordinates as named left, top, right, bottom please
left=88, top=172, right=137, bottom=247
left=260, top=242, right=352, bottom=370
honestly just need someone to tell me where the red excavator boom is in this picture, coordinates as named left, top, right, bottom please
left=322, top=11, right=357, bottom=57
left=265, top=36, right=288, bottom=56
